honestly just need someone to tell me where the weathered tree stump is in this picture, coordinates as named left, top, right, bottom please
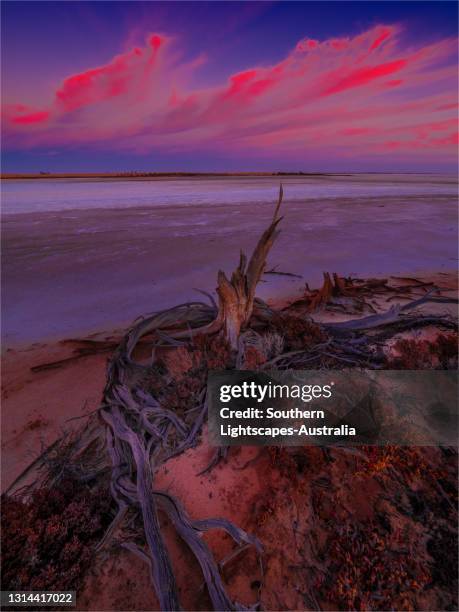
left=215, top=185, right=284, bottom=349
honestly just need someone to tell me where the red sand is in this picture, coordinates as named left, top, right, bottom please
left=2, top=271, right=457, bottom=610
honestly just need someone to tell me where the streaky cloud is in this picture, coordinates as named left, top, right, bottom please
left=2, top=24, right=457, bottom=166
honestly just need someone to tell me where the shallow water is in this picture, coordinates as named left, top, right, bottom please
left=1, top=174, right=458, bottom=345
left=2, top=173, right=457, bottom=215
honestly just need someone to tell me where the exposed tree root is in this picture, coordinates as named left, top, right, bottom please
left=299, top=271, right=457, bottom=315
left=93, top=188, right=456, bottom=607
left=4, top=186, right=458, bottom=611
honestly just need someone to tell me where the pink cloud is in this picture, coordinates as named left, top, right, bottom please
left=370, top=27, right=392, bottom=50
left=11, top=110, right=50, bottom=125
left=54, top=34, right=167, bottom=112
left=322, top=59, right=407, bottom=96
left=3, top=24, right=458, bottom=165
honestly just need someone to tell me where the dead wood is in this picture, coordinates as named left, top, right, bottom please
left=31, top=350, right=111, bottom=373
left=213, top=185, right=284, bottom=348
left=302, top=272, right=390, bottom=312
left=326, top=290, right=457, bottom=333
left=265, top=265, right=302, bottom=278
left=5, top=183, right=458, bottom=611
left=31, top=339, right=124, bottom=372
left=140, top=187, right=284, bottom=351
left=295, top=269, right=458, bottom=317
left=62, top=187, right=283, bottom=609
left=307, top=272, right=334, bottom=310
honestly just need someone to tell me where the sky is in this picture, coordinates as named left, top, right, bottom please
left=1, top=1, right=458, bottom=173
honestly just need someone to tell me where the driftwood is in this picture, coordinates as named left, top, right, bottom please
left=8, top=185, right=458, bottom=611
left=15, top=191, right=288, bottom=610
left=215, top=185, right=284, bottom=348
left=79, top=189, right=457, bottom=612
left=93, top=190, right=287, bottom=608
left=265, top=265, right=302, bottom=278
left=92, top=188, right=288, bottom=610
left=165, top=185, right=284, bottom=349
left=99, top=338, right=262, bottom=610
left=326, top=290, right=457, bottom=333
left=301, top=273, right=391, bottom=313
left=51, top=273, right=455, bottom=607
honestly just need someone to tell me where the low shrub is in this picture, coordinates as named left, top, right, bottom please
left=1, top=478, right=111, bottom=592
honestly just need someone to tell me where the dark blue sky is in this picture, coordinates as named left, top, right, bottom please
left=2, top=1, right=458, bottom=172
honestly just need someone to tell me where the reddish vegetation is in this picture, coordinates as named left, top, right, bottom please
left=2, top=259, right=457, bottom=610
left=3, top=326, right=455, bottom=606
left=270, top=313, right=327, bottom=350
left=387, top=333, right=458, bottom=369
left=324, top=520, right=431, bottom=610
left=241, top=345, right=266, bottom=369
left=192, top=334, right=233, bottom=370
left=1, top=479, right=111, bottom=592
left=162, top=346, right=195, bottom=380
left=243, top=444, right=457, bottom=611
left=152, top=334, right=233, bottom=413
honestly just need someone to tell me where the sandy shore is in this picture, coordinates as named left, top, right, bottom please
left=1, top=343, right=108, bottom=492
left=1, top=268, right=457, bottom=610
left=2, top=173, right=458, bottom=608
left=3, top=191, right=457, bottom=346
left=1, top=333, right=267, bottom=608
left=1, top=337, right=267, bottom=609
left=2, top=270, right=457, bottom=492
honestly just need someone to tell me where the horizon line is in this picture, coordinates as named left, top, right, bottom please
left=2, top=170, right=456, bottom=180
